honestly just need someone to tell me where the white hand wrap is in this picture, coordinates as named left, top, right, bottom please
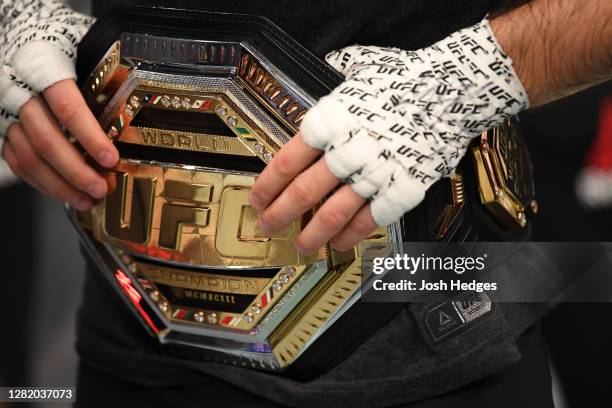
left=300, top=18, right=529, bottom=226
left=0, top=0, right=94, bottom=135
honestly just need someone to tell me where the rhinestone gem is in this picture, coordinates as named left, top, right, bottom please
left=129, top=263, right=138, bottom=273
left=272, top=281, right=282, bottom=292
left=194, top=311, right=205, bottom=323
left=251, top=304, right=262, bottom=314
left=158, top=301, right=168, bottom=312
left=518, top=211, right=527, bottom=226
left=263, top=151, right=273, bottom=162
left=125, top=105, right=134, bottom=116
left=108, top=126, right=118, bottom=138
left=171, top=96, right=181, bottom=109
left=286, top=267, right=296, bottom=278
left=150, top=291, right=160, bottom=302
left=279, top=273, right=289, bottom=284
left=207, top=313, right=218, bottom=324
left=215, top=105, right=227, bottom=117
left=161, top=95, right=171, bottom=107
left=243, top=314, right=254, bottom=323
left=129, top=95, right=140, bottom=107
left=254, top=143, right=265, bottom=153
left=227, top=116, right=237, bottom=127
left=182, top=97, right=191, bottom=109
left=495, top=188, right=505, bottom=199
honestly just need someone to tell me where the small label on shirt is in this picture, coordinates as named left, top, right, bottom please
left=423, top=291, right=493, bottom=343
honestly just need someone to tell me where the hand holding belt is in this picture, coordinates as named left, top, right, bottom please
left=0, top=0, right=94, bottom=135
left=300, top=18, right=529, bottom=226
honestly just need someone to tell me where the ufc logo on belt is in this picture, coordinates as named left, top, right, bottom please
left=93, top=160, right=322, bottom=267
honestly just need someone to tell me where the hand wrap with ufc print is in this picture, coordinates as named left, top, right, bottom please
left=300, top=18, right=529, bottom=226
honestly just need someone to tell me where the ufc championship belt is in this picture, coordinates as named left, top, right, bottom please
left=69, top=7, right=538, bottom=377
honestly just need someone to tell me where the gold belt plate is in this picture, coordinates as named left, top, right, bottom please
left=472, top=118, right=537, bottom=229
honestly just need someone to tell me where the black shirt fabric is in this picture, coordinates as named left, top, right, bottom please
left=77, top=1, right=548, bottom=407
left=75, top=324, right=554, bottom=408
left=92, top=0, right=510, bottom=59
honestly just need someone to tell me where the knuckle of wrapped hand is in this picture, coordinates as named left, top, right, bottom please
left=66, top=168, right=89, bottom=189
left=259, top=213, right=279, bottom=231
left=19, top=102, right=37, bottom=123
left=54, top=95, right=81, bottom=127
left=318, top=207, right=348, bottom=229
left=15, top=148, right=38, bottom=170
left=6, top=123, right=19, bottom=140
left=289, top=181, right=314, bottom=206
left=271, top=149, right=295, bottom=178
left=351, top=216, right=374, bottom=235
left=250, top=184, right=270, bottom=204
left=29, top=129, right=52, bottom=153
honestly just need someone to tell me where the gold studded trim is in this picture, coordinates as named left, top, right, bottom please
left=238, top=51, right=309, bottom=134
left=434, top=173, right=466, bottom=240
left=83, top=41, right=131, bottom=116
left=121, top=252, right=309, bottom=331
left=106, top=87, right=281, bottom=163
